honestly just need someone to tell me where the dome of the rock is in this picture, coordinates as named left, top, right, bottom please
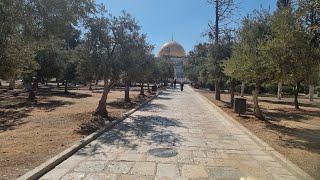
left=158, top=41, right=186, bottom=58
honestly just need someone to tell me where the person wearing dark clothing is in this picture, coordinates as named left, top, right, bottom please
left=180, top=82, right=184, bottom=91
left=173, top=79, right=177, bottom=89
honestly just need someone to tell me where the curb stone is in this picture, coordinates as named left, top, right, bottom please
left=17, top=91, right=161, bottom=180
left=189, top=85, right=314, bottom=180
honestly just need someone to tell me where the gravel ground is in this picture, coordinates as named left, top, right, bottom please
left=0, top=85, right=152, bottom=180
left=196, top=88, right=320, bottom=179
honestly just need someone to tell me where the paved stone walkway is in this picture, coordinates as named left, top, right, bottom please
left=41, top=86, right=306, bottom=180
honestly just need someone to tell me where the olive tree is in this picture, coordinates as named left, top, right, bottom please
left=263, top=2, right=320, bottom=109
left=223, top=10, right=274, bottom=119
left=83, top=13, right=141, bottom=117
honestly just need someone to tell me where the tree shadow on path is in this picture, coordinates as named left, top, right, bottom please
left=77, top=114, right=186, bottom=156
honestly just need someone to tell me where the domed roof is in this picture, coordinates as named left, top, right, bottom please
left=158, top=41, right=186, bottom=58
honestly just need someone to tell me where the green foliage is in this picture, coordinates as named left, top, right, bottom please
left=154, top=58, right=174, bottom=83
left=223, top=10, right=274, bottom=84
left=282, top=86, right=295, bottom=95
left=0, top=1, right=36, bottom=79
left=184, top=43, right=211, bottom=87
left=235, top=83, right=255, bottom=94
left=77, top=44, right=96, bottom=82
left=81, top=12, right=146, bottom=84
left=276, top=0, right=291, bottom=9
left=263, top=84, right=278, bottom=95
left=263, top=7, right=320, bottom=86
left=207, top=32, right=233, bottom=81
left=0, top=0, right=96, bottom=83
left=297, top=0, right=320, bottom=48
left=316, top=86, right=320, bottom=96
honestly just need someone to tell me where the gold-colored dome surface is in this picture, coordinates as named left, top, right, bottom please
left=158, top=41, right=186, bottom=58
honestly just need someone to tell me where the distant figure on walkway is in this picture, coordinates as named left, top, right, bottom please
left=180, top=82, right=184, bottom=91
left=173, top=79, right=177, bottom=89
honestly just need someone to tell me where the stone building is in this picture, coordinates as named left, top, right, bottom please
left=157, top=41, right=186, bottom=82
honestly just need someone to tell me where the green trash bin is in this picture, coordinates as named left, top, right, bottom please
left=234, top=97, right=246, bottom=116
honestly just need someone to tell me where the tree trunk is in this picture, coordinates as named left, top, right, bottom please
left=24, top=81, right=32, bottom=92
left=0, top=80, right=2, bottom=86
left=147, top=83, right=151, bottom=93
left=214, top=79, right=221, bottom=101
left=213, top=0, right=221, bottom=101
left=241, top=82, right=245, bottom=97
left=277, top=82, right=282, bottom=100
left=57, top=81, right=60, bottom=88
left=252, top=83, right=264, bottom=120
left=125, top=81, right=130, bottom=102
left=9, top=78, right=15, bottom=90
left=230, top=79, right=235, bottom=108
left=164, top=80, right=168, bottom=86
left=28, top=79, right=38, bottom=100
left=28, top=88, right=36, bottom=100
left=309, top=84, right=314, bottom=102
left=95, top=79, right=99, bottom=85
left=89, top=82, right=92, bottom=90
left=64, top=80, right=68, bottom=94
left=140, top=82, right=144, bottom=96
left=294, top=82, right=300, bottom=109
left=94, top=79, right=115, bottom=117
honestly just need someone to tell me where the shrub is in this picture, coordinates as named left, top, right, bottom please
left=206, top=81, right=214, bottom=91
left=235, top=83, right=255, bottom=94
left=282, top=85, right=295, bottom=95
left=263, top=84, right=278, bottom=95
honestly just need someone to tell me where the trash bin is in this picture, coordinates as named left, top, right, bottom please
left=234, top=97, right=246, bottom=116
left=152, top=85, right=157, bottom=92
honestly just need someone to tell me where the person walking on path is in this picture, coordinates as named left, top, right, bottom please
left=180, top=81, right=184, bottom=91
left=173, top=79, right=177, bottom=89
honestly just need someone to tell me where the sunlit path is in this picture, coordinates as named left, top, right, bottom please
left=41, top=86, right=307, bottom=180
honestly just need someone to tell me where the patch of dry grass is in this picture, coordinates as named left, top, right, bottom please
left=0, top=85, right=153, bottom=179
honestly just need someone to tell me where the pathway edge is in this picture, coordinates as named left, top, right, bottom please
left=189, top=86, right=314, bottom=180
left=17, top=91, right=161, bottom=180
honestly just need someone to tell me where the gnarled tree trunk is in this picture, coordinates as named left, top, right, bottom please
left=214, top=79, right=221, bottom=101
left=230, top=79, right=235, bottom=108
left=94, top=79, right=116, bottom=117
left=147, top=83, right=151, bottom=93
left=294, top=82, right=300, bottom=109
left=252, top=83, right=264, bottom=120
left=64, top=80, right=69, bottom=94
left=28, top=78, right=38, bottom=101
left=9, top=78, right=15, bottom=90
left=125, top=81, right=130, bottom=102
left=140, top=82, right=144, bottom=96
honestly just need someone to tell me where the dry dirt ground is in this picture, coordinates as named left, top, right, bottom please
left=0, top=84, right=153, bottom=180
left=196, top=88, right=320, bottom=179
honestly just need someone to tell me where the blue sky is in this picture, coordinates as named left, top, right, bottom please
left=98, top=0, right=277, bottom=54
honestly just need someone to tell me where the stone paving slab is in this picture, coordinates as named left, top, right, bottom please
left=40, top=86, right=312, bottom=180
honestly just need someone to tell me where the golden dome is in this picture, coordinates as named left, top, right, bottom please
left=158, top=41, right=186, bottom=58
